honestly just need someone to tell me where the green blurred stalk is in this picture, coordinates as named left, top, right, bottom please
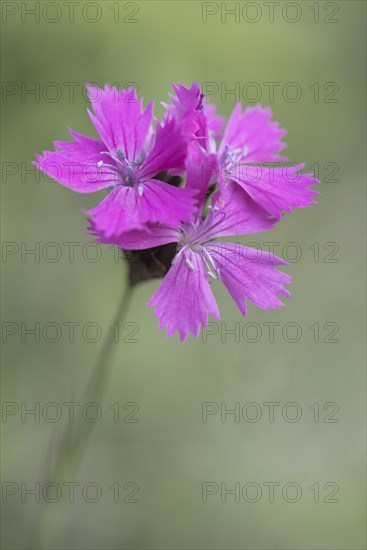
left=30, top=286, right=132, bottom=548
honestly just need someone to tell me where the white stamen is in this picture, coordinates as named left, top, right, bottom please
left=185, top=258, right=195, bottom=271
left=208, top=130, right=217, bottom=154
left=202, top=249, right=218, bottom=279
left=138, top=185, right=144, bottom=197
left=97, top=160, right=103, bottom=168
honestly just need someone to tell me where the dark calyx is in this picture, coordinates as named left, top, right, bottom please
left=123, top=170, right=181, bottom=286
left=123, top=243, right=177, bottom=287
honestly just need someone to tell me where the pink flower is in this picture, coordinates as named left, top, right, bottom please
left=97, top=172, right=291, bottom=340
left=34, top=85, right=196, bottom=237
left=36, top=81, right=320, bottom=339
left=164, top=83, right=320, bottom=219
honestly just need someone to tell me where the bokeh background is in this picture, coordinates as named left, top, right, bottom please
left=1, top=1, right=366, bottom=549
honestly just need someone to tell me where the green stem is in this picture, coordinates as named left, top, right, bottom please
left=30, top=285, right=132, bottom=548
left=63, top=285, right=132, bottom=474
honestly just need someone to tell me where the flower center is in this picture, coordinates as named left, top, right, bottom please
left=218, top=144, right=249, bottom=184
left=98, top=148, right=144, bottom=189
left=175, top=219, right=220, bottom=279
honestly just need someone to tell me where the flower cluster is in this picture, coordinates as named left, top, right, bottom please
left=35, top=82, right=319, bottom=340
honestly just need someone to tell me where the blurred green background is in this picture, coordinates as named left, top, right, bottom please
left=1, top=1, right=366, bottom=549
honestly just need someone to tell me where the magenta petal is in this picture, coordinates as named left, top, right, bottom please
left=209, top=182, right=275, bottom=238
left=147, top=250, right=220, bottom=341
left=34, top=129, right=111, bottom=192
left=139, top=179, right=196, bottom=226
left=91, top=222, right=179, bottom=250
left=86, top=84, right=153, bottom=161
left=112, top=227, right=178, bottom=249
left=86, top=187, right=144, bottom=237
left=219, top=104, right=287, bottom=163
left=234, top=164, right=320, bottom=219
left=88, top=180, right=195, bottom=238
left=204, top=103, right=225, bottom=140
left=163, top=82, right=201, bottom=120
left=186, top=143, right=217, bottom=209
left=163, top=82, right=224, bottom=142
left=140, top=119, right=187, bottom=179
left=162, top=81, right=202, bottom=135
left=210, top=243, right=292, bottom=315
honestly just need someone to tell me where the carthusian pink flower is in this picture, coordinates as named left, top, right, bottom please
left=36, top=81, right=320, bottom=340
left=34, top=85, right=196, bottom=237
left=164, top=82, right=319, bottom=219
left=94, top=150, right=291, bottom=340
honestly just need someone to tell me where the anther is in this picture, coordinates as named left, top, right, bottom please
left=185, top=258, right=195, bottom=270
left=116, top=148, right=125, bottom=160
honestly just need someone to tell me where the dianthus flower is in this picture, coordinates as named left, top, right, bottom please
left=36, top=82, right=320, bottom=339
left=35, top=85, right=196, bottom=236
